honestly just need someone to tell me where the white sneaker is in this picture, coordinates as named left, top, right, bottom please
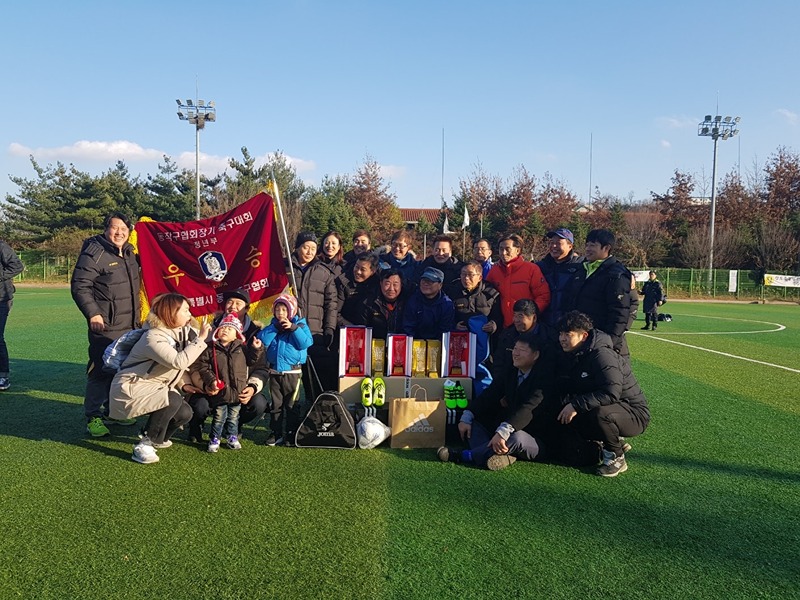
left=132, top=443, right=159, bottom=464
left=152, top=440, right=173, bottom=449
left=227, top=435, right=242, bottom=450
left=208, top=437, right=221, bottom=453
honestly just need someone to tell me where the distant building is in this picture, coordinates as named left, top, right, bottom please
left=399, top=208, right=447, bottom=229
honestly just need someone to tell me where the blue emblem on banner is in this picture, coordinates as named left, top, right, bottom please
left=198, top=250, right=228, bottom=282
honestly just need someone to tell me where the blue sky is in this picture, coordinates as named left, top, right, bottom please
left=2, top=1, right=799, bottom=211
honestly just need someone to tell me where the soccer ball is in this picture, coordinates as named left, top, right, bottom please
left=357, top=416, right=391, bottom=450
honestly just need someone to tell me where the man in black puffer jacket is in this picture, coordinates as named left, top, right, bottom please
left=564, top=229, right=635, bottom=358
left=71, top=212, right=141, bottom=437
left=555, top=311, right=650, bottom=478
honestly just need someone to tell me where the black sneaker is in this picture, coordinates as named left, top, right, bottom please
left=597, top=450, right=628, bottom=477
left=640, top=326, right=650, bottom=330
left=0, top=377, right=10, bottom=391
left=264, top=434, right=281, bottom=447
left=486, top=454, right=517, bottom=471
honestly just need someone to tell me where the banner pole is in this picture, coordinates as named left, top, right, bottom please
left=271, top=173, right=300, bottom=305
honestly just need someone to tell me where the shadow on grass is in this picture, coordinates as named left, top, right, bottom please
left=635, top=450, right=800, bottom=484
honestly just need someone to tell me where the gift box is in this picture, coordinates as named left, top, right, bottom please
left=338, top=326, right=372, bottom=377
left=441, top=331, right=476, bottom=378
left=371, top=339, right=386, bottom=376
left=386, top=334, right=412, bottom=376
left=411, top=340, right=427, bottom=377
left=426, top=340, right=442, bottom=378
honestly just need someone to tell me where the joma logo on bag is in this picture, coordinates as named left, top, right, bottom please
left=405, top=413, right=434, bottom=433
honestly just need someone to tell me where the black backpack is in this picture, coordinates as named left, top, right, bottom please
left=295, top=391, right=357, bottom=449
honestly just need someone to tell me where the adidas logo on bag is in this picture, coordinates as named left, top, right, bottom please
left=405, top=413, right=434, bottom=433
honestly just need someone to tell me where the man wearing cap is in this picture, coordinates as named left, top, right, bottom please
left=402, top=266, right=455, bottom=340
left=71, top=212, right=141, bottom=438
left=414, top=234, right=463, bottom=290
left=536, top=228, right=583, bottom=341
left=186, top=288, right=270, bottom=441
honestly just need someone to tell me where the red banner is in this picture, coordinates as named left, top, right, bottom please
left=135, top=192, right=288, bottom=316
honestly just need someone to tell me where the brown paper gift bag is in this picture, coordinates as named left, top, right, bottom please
left=389, top=386, right=446, bottom=449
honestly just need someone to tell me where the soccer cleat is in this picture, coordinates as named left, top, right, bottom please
left=372, top=376, right=386, bottom=407
left=227, top=435, right=242, bottom=450
left=131, top=443, right=159, bottom=464
left=0, top=377, right=10, bottom=391
left=361, top=377, right=373, bottom=407
left=597, top=449, right=628, bottom=477
left=207, top=437, right=221, bottom=453
left=103, top=416, right=137, bottom=426
left=454, top=382, right=468, bottom=409
left=86, top=417, right=111, bottom=438
left=443, top=380, right=457, bottom=409
left=486, top=454, right=517, bottom=471
left=151, top=440, right=173, bottom=449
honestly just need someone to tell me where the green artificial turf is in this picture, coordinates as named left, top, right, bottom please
left=1, top=288, right=798, bottom=599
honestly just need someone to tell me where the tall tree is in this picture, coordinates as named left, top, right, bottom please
left=303, top=175, right=361, bottom=240
left=345, top=155, right=404, bottom=241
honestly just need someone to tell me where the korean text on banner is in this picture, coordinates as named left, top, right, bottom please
left=135, top=192, right=288, bottom=315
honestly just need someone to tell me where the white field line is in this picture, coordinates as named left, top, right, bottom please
left=629, top=315, right=799, bottom=373
left=642, top=314, right=786, bottom=335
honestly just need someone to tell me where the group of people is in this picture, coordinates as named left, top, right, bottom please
left=69, top=212, right=650, bottom=475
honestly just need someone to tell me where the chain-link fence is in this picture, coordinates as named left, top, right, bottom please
left=15, top=251, right=73, bottom=283
left=632, top=267, right=800, bottom=302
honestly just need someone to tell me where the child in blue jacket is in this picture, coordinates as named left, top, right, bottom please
left=256, top=293, right=313, bottom=446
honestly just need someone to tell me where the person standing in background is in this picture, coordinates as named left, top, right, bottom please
left=0, top=240, right=24, bottom=391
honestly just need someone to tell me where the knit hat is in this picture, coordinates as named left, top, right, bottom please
left=273, top=293, right=298, bottom=320
left=213, top=313, right=245, bottom=342
left=295, top=231, right=317, bottom=249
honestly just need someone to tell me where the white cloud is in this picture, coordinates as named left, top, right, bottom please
left=8, top=140, right=163, bottom=161
left=656, top=116, right=696, bottom=129
left=379, top=164, right=406, bottom=179
left=661, top=139, right=671, bottom=149
left=776, top=108, right=798, bottom=125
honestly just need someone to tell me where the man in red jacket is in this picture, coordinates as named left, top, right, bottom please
left=486, top=234, right=550, bottom=328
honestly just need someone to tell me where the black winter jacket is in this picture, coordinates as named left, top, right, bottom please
left=566, top=256, right=633, bottom=352
left=446, top=280, right=502, bottom=331
left=364, top=291, right=408, bottom=340
left=336, top=270, right=379, bottom=327
left=288, top=255, right=338, bottom=338
left=556, top=329, right=649, bottom=422
left=470, top=359, right=559, bottom=435
left=71, top=234, right=141, bottom=333
left=0, top=240, right=24, bottom=302
left=190, top=339, right=264, bottom=406
left=415, top=255, right=464, bottom=289
left=536, top=252, right=583, bottom=336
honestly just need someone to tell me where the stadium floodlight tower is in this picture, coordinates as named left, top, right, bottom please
left=176, top=98, right=216, bottom=219
left=697, top=113, right=740, bottom=292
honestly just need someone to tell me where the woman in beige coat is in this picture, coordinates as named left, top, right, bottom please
left=110, top=293, right=211, bottom=464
